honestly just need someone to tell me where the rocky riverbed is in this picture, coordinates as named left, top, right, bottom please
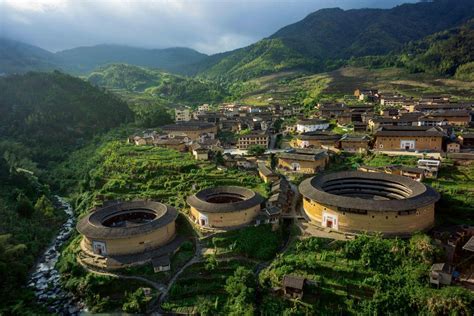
left=27, top=196, right=86, bottom=315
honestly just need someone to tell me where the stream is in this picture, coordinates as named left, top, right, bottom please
left=27, top=196, right=85, bottom=315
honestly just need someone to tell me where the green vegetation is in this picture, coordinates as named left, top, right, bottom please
left=162, top=260, right=257, bottom=314
left=0, top=149, right=66, bottom=313
left=53, top=140, right=266, bottom=214
left=247, top=145, right=266, bottom=156
left=88, top=63, right=229, bottom=104
left=426, top=162, right=474, bottom=226
left=199, top=38, right=318, bottom=80
left=0, top=71, right=133, bottom=165
left=351, top=19, right=474, bottom=81
left=208, top=225, right=283, bottom=261
left=56, top=236, right=157, bottom=313
left=193, top=0, right=474, bottom=80
left=259, top=235, right=474, bottom=315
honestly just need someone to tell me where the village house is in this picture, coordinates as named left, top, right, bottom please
left=358, top=165, right=425, bottom=181
left=237, top=131, right=269, bottom=149
left=293, top=131, right=341, bottom=149
left=417, top=159, right=441, bottom=178
left=162, top=121, right=218, bottom=141
left=198, top=103, right=210, bottom=113
left=353, top=122, right=368, bottom=132
left=354, top=89, right=379, bottom=102
left=190, top=143, right=209, bottom=160
left=282, top=275, right=306, bottom=299
left=368, top=113, right=423, bottom=131
left=254, top=206, right=281, bottom=228
left=415, top=101, right=472, bottom=113
left=337, top=112, right=352, bottom=125
left=175, top=107, right=191, bottom=122
left=374, top=126, right=445, bottom=152
left=418, top=110, right=471, bottom=127
left=349, top=105, right=374, bottom=123
left=446, top=141, right=461, bottom=153
left=430, top=263, right=453, bottom=287
left=258, top=162, right=279, bottom=184
left=318, top=103, right=348, bottom=119
left=153, top=137, right=187, bottom=151
left=277, top=148, right=328, bottom=174
left=296, top=119, right=330, bottom=133
left=380, top=94, right=410, bottom=107
left=459, top=133, right=474, bottom=149
left=339, top=134, right=371, bottom=153
left=270, top=178, right=293, bottom=213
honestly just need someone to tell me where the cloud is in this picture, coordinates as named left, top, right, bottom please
left=0, top=0, right=417, bottom=54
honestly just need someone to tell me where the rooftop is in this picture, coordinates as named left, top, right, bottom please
left=299, top=171, right=439, bottom=212
left=187, top=186, right=264, bottom=213
left=76, top=200, right=178, bottom=239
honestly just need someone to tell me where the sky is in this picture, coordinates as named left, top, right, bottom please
left=0, top=0, right=417, bottom=55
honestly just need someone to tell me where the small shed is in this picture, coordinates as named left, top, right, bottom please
left=283, top=275, right=306, bottom=299
left=152, top=255, right=171, bottom=273
left=430, top=263, right=453, bottom=287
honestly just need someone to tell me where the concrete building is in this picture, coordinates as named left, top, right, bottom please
left=237, top=132, right=269, bottom=149
left=175, top=108, right=191, bottom=122
left=187, top=186, right=265, bottom=229
left=296, top=119, right=330, bottom=133
left=299, top=171, right=440, bottom=236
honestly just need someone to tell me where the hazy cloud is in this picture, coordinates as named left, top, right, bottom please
left=0, top=0, right=417, bottom=54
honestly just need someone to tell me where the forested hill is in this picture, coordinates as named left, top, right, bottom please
left=194, top=0, right=474, bottom=79
left=0, top=71, right=133, bottom=164
left=87, top=63, right=229, bottom=104
left=56, top=44, right=208, bottom=74
left=0, top=41, right=207, bottom=75
left=350, top=19, right=474, bottom=81
left=0, top=38, right=58, bottom=74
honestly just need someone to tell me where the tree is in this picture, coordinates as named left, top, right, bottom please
left=34, top=195, right=55, bottom=217
left=408, top=234, right=437, bottom=264
left=122, top=288, right=149, bottom=313
left=15, top=193, right=34, bottom=218
left=247, top=145, right=266, bottom=157
left=224, top=267, right=256, bottom=316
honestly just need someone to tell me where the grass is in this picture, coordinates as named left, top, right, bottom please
left=205, top=224, right=284, bottom=261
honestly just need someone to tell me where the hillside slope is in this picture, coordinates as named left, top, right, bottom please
left=0, top=38, right=58, bottom=74
left=56, top=44, right=207, bottom=74
left=88, top=63, right=229, bottom=103
left=196, top=0, right=474, bottom=79
left=0, top=71, right=133, bottom=164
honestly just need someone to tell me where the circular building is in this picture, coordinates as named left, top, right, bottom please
left=77, top=200, right=178, bottom=257
left=187, top=186, right=264, bottom=229
left=299, top=171, right=440, bottom=236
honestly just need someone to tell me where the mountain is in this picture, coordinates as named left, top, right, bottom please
left=87, top=63, right=229, bottom=103
left=403, top=19, right=474, bottom=79
left=0, top=40, right=207, bottom=75
left=349, top=19, right=474, bottom=80
left=195, top=0, right=474, bottom=79
left=0, top=71, right=133, bottom=164
left=56, top=44, right=207, bottom=74
left=0, top=38, right=58, bottom=74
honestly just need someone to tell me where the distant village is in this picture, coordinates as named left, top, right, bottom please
left=128, top=90, right=474, bottom=183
